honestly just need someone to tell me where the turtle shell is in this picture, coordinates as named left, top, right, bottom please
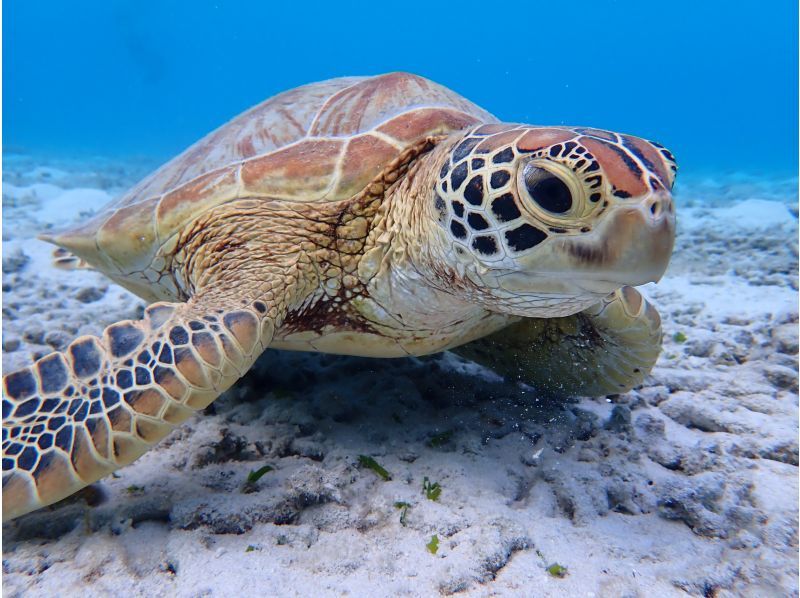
left=45, top=73, right=496, bottom=284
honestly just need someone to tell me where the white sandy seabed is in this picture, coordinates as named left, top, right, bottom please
left=1, top=155, right=798, bottom=597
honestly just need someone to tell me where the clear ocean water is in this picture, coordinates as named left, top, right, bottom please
left=4, top=0, right=798, bottom=178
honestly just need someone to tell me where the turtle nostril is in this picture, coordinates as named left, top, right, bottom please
left=648, top=199, right=663, bottom=218
left=646, top=196, right=673, bottom=220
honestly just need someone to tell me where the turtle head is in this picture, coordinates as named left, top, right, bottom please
left=430, top=125, right=676, bottom=317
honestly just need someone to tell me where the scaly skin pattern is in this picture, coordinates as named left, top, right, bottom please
left=269, top=123, right=675, bottom=357
left=2, top=248, right=312, bottom=521
left=2, top=73, right=677, bottom=521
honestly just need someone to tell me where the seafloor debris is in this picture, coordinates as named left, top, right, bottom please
left=1, top=164, right=797, bottom=596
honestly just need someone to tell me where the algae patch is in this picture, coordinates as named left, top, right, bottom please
left=422, top=477, right=442, bottom=501
left=358, top=455, right=391, bottom=481
left=427, top=430, right=453, bottom=448
left=426, top=535, right=440, bottom=554
left=547, top=563, right=568, bottom=578
left=241, top=464, right=274, bottom=493
left=394, top=501, right=411, bottom=526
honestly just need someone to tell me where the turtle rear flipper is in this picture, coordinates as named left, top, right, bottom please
left=453, top=286, right=662, bottom=397
left=2, top=290, right=281, bottom=521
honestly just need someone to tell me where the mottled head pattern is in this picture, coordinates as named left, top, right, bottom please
left=432, top=124, right=677, bottom=316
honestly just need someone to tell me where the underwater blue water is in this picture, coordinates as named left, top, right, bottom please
left=4, top=0, right=798, bottom=178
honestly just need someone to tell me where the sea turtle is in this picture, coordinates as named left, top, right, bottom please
left=2, top=73, right=676, bottom=521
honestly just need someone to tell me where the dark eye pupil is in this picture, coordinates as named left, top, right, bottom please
left=524, top=166, right=572, bottom=214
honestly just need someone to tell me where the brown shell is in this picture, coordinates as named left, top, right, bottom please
left=46, top=73, right=496, bottom=277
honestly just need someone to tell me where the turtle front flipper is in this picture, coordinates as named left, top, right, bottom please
left=452, top=286, right=662, bottom=397
left=2, top=293, right=281, bottom=521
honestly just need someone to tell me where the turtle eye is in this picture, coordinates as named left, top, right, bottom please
left=522, top=164, right=573, bottom=214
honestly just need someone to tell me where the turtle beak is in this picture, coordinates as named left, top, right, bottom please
left=495, top=190, right=676, bottom=300
left=562, top=191, right=676, bottom=288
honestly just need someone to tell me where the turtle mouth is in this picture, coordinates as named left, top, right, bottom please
left=495, top=270, right=623, bottom=298
left=573, top=277, right=629, bottom=295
